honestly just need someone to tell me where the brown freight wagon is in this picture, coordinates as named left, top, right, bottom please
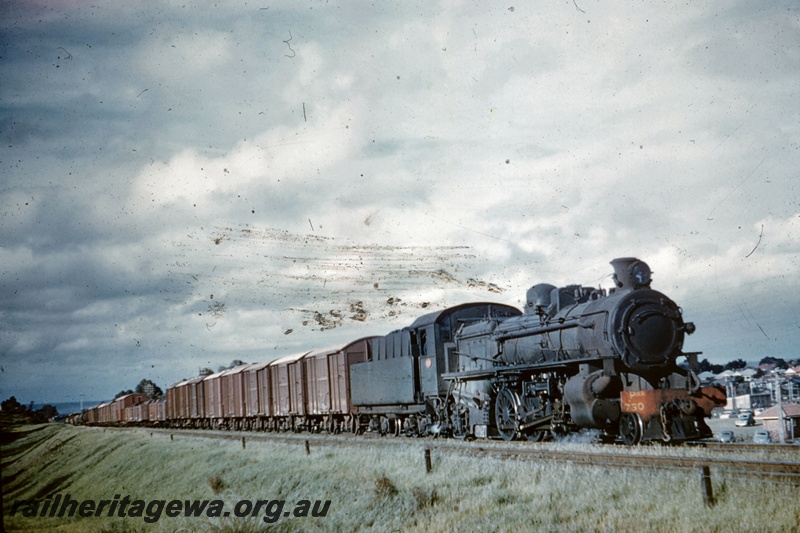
left=149, top=398, right=166, bottom=424
left=255, top=362, right=275, bottom=429
left=134, top=401, right=150, bottom=424
left=167, top=375, right=206, bottom=428
left=97, top=401, right=111, bottom=425
left=165, top=382, right=178, bottom=420
left=185, top=375, right=206, bottom=426
left=245, top=361, right=271, bottom=428
left=177, top=380, right=191, bottom=422
left=269, top=351, right=310, bottom=431
left=125, top=402, right=148, bottom=424
left=113, top=393, right=148, bottom=425
left=166, top=380, right=188, bottom=423
left=221, top=363, right=254, bottom=429
left=305, top=346, right=334, bottom=421
left=203, top=369, right=226, bottom=427
left=113, top=401, right=121, bottom=424
left=218, top=367, right=234, bottom=420
left=115, top=392, right=148, bottom=409
left=86, top=404, right=102, bottom=425
left=179, top=380, right=191, bottom=421
left=303, top=337, right=376, bottom=433
left=110, top=401, right=120, bottom=424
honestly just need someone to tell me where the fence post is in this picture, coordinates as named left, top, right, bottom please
left=700, top=465, right=714, bottom=507
left=424, top=448, right=432, bottom=474
left=242, top=436, right=246, bottom=449
left=305, top=440, right=311, bottom=456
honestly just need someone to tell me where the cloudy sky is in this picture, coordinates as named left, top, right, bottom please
left=1, top=1, right=798, bottom=404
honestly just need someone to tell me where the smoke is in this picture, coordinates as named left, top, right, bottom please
left=552, top=428, right=604, bottom=445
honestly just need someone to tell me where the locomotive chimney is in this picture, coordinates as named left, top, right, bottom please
left=610, top=257, right=652, bottom=290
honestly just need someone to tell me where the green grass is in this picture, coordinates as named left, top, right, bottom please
left=2, top=424, right=798, bottom=532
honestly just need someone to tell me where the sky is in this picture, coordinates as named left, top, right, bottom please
left=1, top=1, right=798, bottom=404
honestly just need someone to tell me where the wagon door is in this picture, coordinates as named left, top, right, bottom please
left=288, top=359, right=306, bottom=416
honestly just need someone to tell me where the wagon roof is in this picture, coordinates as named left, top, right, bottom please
left=167, top=378, right=190, bottom=389
left=407, top=302, right=521, bottom=329
left=246, top=360, right=272, bottom=371
left=203, top=369, right=228, bottom=380
left=305, top=345, right=341, bottom=358
left=306, top=336, right=382, bottom=358
left=115, top=393, right=145, bottom=401
left=220, top=362, right=257, bottom=376
left=269, top=350, right=312, bottom=366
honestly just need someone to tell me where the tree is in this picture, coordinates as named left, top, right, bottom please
left=759, top=356, right=787, bottom=369
left=115, top=389, right=134, bottom=399
left=697, top=358, right=723, bottom=374
left=723, top=358, right=747, bottom=371
left=1, top=396, right=58, bottom=423
left=1, top=396, right=25, bottom=414
left=135, top=379, right=164, bottom=400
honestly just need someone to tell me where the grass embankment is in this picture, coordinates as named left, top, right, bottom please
left=2, top=424, right=798, bottom=532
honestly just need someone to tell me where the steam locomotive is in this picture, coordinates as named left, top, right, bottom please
left=442, top=257, right=725, bottom=444
left=74, top=257, right=725, bottom=445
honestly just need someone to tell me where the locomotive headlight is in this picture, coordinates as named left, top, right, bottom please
left=630, top=261, right=651, bottom=286
left=611, top=258, right=652, bottom=290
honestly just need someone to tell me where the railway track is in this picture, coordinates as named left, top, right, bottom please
left=454, top=444, right=800, bottom=482
left=100, top=426, right=800, bottom=482
left=687, top=440, right=799, bottom=453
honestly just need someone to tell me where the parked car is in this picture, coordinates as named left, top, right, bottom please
left=735, top=413, right=754, bottom=427
left=753, top=430, right=771, bottom=444
left=717, top=430, right=735, bottom=443
left=717, top=429, right=736, bottom=444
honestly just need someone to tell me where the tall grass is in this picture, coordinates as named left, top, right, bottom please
left=2, top=424, right=797, bottom=532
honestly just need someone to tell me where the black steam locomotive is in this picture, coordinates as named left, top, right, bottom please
left=77, top=257, right=724, bottom=445
left=351, top=257, right=724, bottom=444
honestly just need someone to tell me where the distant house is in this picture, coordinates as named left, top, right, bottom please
left=724, top=392, right=771, bottom=412
left=738, top=368, right=758, bottom=380
left=697, top=371, right=718, bottom=384
left=716, top=370, right=737, bottom=380
left=754, top=404, right=800, bottom=443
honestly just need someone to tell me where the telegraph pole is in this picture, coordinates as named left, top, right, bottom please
left=776, top=373, right=786, bottom=444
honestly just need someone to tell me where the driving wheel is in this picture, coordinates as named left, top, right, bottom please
left=494, top=387, right=520, bottom=441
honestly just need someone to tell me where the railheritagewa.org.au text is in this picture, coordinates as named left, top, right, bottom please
left=10, top=494, right=331, bottom=524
